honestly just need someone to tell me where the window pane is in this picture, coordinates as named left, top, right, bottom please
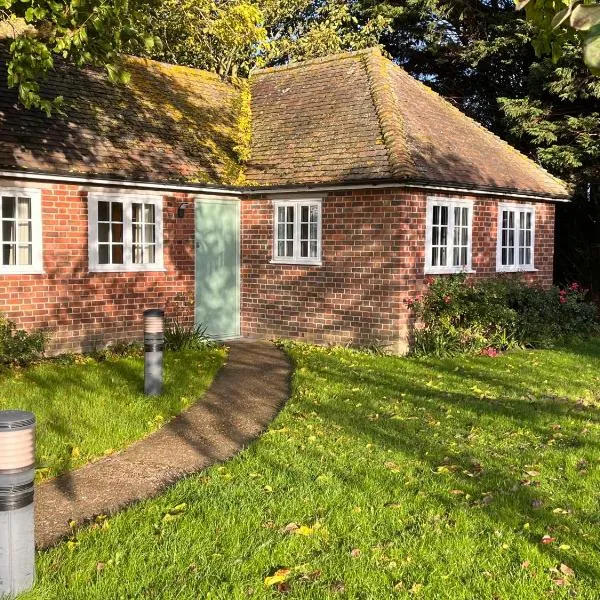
left=301, top=206, right=308, bottom=222
left=461, top=227, right=468, bottom=246
left=112, top=223, right=123, bottom=243
left=432, top=227, right=439, bottom=245
left=453, top=246, right=460, bottom=266
left=98, top=223, right=110, bottom=243
left=145, top=245, right=156, bottom=264
left=525, top=248, right=531, bottom=265
left=286, top=224, right=293, bottom=239
left=433, top=205, right=440, bottom=225
left=2, top=197, right=16, bottom=219
left=2, top=244, right=15, bottom=265
left=300, top=240, right=308, bottom=257
left=144, top=204, right=155, bottom=223
left=277, top=241, right=285, bottom=257
left=508, top=247, right=514, bottom=264
left=310, top=205, right=319, bottom=222
left=132, top=224, right=142, bottom=245
left=98, top=244, right=110, bottom=264
left=309, top=221, right=317, bottom=240
left=440, top=227, right=447, bottom=246
left=286, top=240, right=293, bottom=256
left=112, top=244, right=124, bottom=264
left=132, top=203, right=142, bottom=223
left=133, top=245, right=143, bottom=264
left=277, top=224, right=285, bottom=240
left=454, top=207, right=461, bottom=227
left=519, top=247, right=525, bottom=265
left=145, top=224, right=155, bottom=244
left=111, top=202, right=123, bottom=222
left=278, top=206, right=285, bottom=222
left=98, top=201, right=110, bottom=221
left=18, top=245, right=31, bottom=265
left=440, top=206, right=448, bottom=226
left=17, top=222, right=30, bottom=243
left=502, top=247, right=507, bottom=265
left=461, top=247, right=467, bottom=265
left=440, top=246, right=447, bottom=266
left=286, top=206, right=294, bottom=221
left=432, top=247, right=438, bottom=267
left=526, top=212, right=532, bottom=229
left=300, top=222, right=308, bottom=240
left=17, top=198, right=31, bottom=219
left=2, top=221, right=15, bottom=242
left=453, top=225, right=460, bottom=246
left=310, top=241, right=317, bottom=258
left=462, top=207, right=468, bottom=223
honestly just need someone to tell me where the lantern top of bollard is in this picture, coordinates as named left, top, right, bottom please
left=0, top=410, right=35, bottom=431
left=144, top=308, right=165, bottom=318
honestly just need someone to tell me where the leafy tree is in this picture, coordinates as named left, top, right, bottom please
left=143, top=0, right=391, bottom=78
left=0, top=0, right=157, bottom=114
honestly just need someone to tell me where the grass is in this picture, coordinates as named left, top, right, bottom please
left=22, top=340, right=600, bottom=599
left=0, top=347, right=227, bottom=481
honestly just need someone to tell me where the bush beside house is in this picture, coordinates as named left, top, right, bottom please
left=409, top=275, right=598, bottom=356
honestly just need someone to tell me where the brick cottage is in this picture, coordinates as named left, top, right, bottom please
left=0, top=48, right=568, bottom=354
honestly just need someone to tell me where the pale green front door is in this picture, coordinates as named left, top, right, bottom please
left=195, top=199, right=240, bottom=339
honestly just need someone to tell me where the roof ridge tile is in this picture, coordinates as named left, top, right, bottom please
left=361, top=49, right=417, bottom=180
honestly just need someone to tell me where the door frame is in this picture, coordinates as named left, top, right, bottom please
left=193, top=194, right=241, bottom=340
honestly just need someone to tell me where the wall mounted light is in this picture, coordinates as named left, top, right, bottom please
left=177, top=203, right=189, bottom=219
left=0, top=410, right=36, bottom=597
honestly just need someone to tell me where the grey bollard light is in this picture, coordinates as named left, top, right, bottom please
left=144, top=309, right=165, bottom=396
left=0, top=410, right=36, bottom=598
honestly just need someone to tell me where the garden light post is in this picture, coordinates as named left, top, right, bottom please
left=0, top=410, right=36, bottom=597
left=144, top=309, right=165, bottom=396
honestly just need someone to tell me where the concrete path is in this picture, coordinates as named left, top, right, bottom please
left=34, top=340, right=290, bottom=549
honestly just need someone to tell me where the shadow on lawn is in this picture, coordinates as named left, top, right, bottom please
left=282, top=343, right=600, bottom=583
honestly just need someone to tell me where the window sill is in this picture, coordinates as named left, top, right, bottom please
left=270, top=259, right=323, bottom=267
left=89, top=266, right=168, bottom=274
left=496, top=267, right=537, bottom=273
left=424, top=267, right=476, bottom=275
left=0, top=268, right=45, bottom=276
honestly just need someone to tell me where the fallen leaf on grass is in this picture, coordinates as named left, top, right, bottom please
left=449, top=489, right=465, bottom=495
left=350, top=548, right=361, bottom=558
left=521, top=560, right=530, bottom=569
left=282, top=522, right=299, bottom=534
left=560, top=563, right=575, bottom=577
left=541, top=535, right=556, bottom=544
left=293, top=525, right=315, bottom=536
left=385, top=461, right=401, bottom=473
left=553, top=507, right=569, bottom=515
left=265, top=568, right=291, bottom=587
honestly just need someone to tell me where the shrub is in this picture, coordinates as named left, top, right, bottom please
left=0, top=315, right=48, bottom=366
left=409, top=275, right=597, bottom=356
left=164, top=320, right=214, bottom=351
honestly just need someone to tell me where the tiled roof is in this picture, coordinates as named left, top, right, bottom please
left=0, top=54, right=243, bottom=184
left=247, top=48, right=568, bottom=198
left=0, top=48, right=568, bottom=198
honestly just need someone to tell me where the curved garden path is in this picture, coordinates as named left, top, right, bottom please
left=35, top=340, right=290, bottom=549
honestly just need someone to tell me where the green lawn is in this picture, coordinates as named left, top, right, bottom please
left=23, top=341, right=600, bottom=599
left=0, top=347, right=226, bottom=481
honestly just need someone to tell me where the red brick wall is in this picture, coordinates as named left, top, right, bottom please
left=1, top=182, right=196, bottom=353
left=240, top=188, right=556, bottom=350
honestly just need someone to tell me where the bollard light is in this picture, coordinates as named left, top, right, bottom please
left=144, top=308, right=165, bottom=396
left=0, top=410, right=36, bottom=597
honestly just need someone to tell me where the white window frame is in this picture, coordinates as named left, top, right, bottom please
left=0, top=187, right=43, bottom=275
left=271, top=198, right=322, bottom=266
left=496, top=203, right=536, bottom=272
left=425, top=197, right=473, bottom=275
left=88, top=193, right=164, bottom=273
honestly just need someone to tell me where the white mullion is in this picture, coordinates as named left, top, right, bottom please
left=293, top=201, right=300, bottom=261
left=447, top=204, right=455, bottom=268
left=123, top=198, right=132, bottom=268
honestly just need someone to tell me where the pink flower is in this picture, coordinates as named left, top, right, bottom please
left=481, top=347, right=499, bottom=357
left=425, top=276, right=434, bottom=285
left=559, top=296, right=567, bottom=304
left=569, top=282, right=580, bottom=291
left=443, top=295, right=452, bottom=304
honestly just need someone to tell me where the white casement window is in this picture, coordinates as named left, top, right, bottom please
left=0, top=188, right=43, bottom=274
left=496, top=203, right=535, bottom=272
left=272, top=198, right=322, bottom=265
left=425, top=198, right=473, bottom=274
left=88, top=194, right=164, bottom=272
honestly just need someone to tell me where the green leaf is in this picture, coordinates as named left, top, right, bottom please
left=583, top=24, right=600, bottom=69
left=570, top=3, right=600, bottom=31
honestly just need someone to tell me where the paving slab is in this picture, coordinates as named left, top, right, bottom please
left=34, top=340, right=290, bottom=549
